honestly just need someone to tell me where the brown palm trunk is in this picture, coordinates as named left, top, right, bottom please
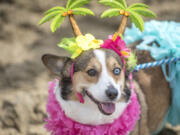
left=69, top=15, right=82, bottom=37
left=117, top=15, right=128, bottom=35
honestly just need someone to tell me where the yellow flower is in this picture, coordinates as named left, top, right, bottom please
left=58, top=34, right=103, bottom=59
left=121, top=51, right=130, bottom=57
left=76, top=34, right=103, bottom=51
left=71, top=47, right=83, bottom=59
left=112, top=33, right=118, bottom=41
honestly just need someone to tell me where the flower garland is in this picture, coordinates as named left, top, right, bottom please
left=45, top=79, right=140, bottom=135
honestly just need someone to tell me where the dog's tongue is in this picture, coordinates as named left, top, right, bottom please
left=98, top=102, right=115, bottom=115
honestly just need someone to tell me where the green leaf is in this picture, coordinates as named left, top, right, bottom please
left=69, top=0, right=89, bottom=9
left=58, top=37, right=77, bottom=54
left=129, top=10, right=144, bottom=31
left=99, top=0, right=125, bottom=9
left=51, top=15, right=65, bottom=32
left=101, top=8, right=120, bottom=18
left=73, top=8, right=94, bottom=16
left=116, top=0, right=127, bottom=8
left=128, top=3, right=149, bottom=9
left=45, top=7, right=65, bottom=15
left=39, top=11, right=61, bottom=25
left=126, top=51, right=138, bottom=71
left=130, top=8, right=157, bottom=18
left=66, top=0, right=73, bottom=8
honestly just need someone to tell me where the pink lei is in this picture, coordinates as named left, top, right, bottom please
left=45, top=79, right=140, bottom=135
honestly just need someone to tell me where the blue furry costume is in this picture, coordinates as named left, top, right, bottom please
left=124, top=20, right=180, bottom=133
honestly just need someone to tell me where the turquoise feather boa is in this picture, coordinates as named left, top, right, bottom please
left=124, top=20, right=180, bottom=132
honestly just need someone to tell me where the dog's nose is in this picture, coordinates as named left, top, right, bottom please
left=106, top=86, right=118, bottom=100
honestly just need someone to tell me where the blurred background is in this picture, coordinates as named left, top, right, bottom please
left=0, top=0, right=179, bottom=135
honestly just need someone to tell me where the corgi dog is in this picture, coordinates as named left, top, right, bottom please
left=39, top=0, right=173, bottom=134
left=42, top=48, right=172, bottom=135
left=42, top=48, right=132, bottom=125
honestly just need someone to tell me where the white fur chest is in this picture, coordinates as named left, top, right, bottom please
left=54, top=82, right=128, bottom=125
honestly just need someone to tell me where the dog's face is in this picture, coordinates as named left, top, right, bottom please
left=42, top=48, right=131, bottom=116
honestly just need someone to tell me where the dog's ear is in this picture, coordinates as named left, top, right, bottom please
left=42, top=54, right=73, bottom=77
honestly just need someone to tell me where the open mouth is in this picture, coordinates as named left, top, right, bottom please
left=84, top=90, right=115, bottom=115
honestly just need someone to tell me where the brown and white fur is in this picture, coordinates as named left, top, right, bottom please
left=42, top=48, right=172, bottom=135
left=130, top=49, right=171, bottom=135
left=42, top=49, right=132, bottom=125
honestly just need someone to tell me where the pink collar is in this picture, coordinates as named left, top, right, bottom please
left=45, top=79, right=140, bottom=135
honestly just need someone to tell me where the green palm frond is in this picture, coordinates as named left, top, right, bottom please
left=128, top=3, right=149, bottom=9
left=129, top=8, right=156, bottom=18
left=51, top=15, right=65, bottom=32
left=101, top=8, right=121, bottom=18
left=66, top=0, right=73, bottom=8
left=99, top=0, right=156, bottom=34
left=129, top=10, right=144, bottom=31
left=45, top=7, right=65, bottom=15
left=99, top=0, right=125, bottom=9
left=39, top=11, right=62, bottom=25
left=39, top=0, right=94, bottom=32
left=39, top=0, right=93, bottom=33
left=73, top=8, right=95, bottom=16
left=69, top=0, right=90, bottom=9
left=116, top=0, right=127, bottom=8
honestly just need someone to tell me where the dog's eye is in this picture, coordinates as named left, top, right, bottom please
left=113, top=67, right=121, bottom=75
left=87, top=69, right=97, bottom=77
